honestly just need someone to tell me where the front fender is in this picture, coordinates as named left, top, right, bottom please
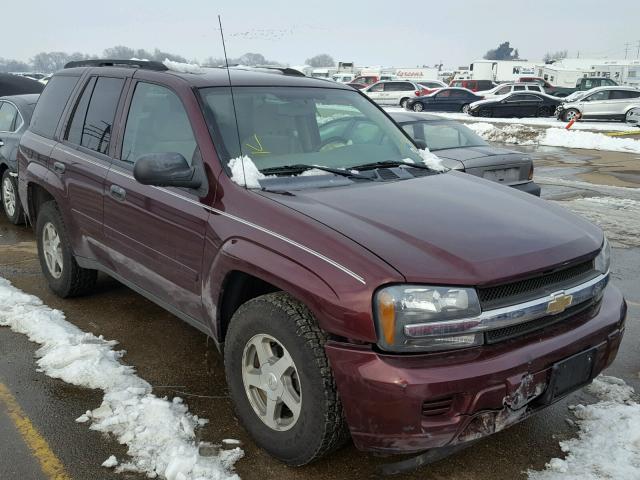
left=202, top=237, right=377, bottom=344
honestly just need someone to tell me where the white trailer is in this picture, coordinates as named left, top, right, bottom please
left=537, top=65, right=586, bottom=87
left=469, top=60, right=541, bottom=82
left=394, top=67, right=439, bottom=81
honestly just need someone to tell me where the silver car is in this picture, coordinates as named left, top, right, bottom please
left=556, top=86, right=640, bottom=122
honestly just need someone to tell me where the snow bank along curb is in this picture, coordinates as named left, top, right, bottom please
left=527, top=376, right=640, bottom=480
left=0, top=277, right=242, bottom=480
left=467, top=122, right=640, bottom=154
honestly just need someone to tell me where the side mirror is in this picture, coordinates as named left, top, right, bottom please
left=133, top=152, right=201, bottom=189
left=414, top=139, right=428, bottom=149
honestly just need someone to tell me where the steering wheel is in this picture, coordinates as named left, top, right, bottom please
left=319, top=136, right=350, bottom=151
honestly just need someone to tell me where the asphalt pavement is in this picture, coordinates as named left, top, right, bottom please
left=0, top=146, right=638, bottom=480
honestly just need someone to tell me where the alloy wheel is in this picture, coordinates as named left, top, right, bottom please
left=2, top=176, right=16, bottom=218
left=42, top=222, right=63, bottom=279
left=242, top=333, right=302, bottom=431
left=462, top=104, right=470, bottom=114
left=412, top=102, right=423, bottom=112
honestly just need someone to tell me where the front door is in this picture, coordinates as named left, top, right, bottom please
left=102, top=81, right=209, bottom=323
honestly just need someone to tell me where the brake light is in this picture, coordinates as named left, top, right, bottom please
left=415, top=90, right=423, bottom=96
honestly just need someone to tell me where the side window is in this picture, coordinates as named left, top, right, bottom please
left=0, top=102, right=17, bottom=132
left=30, top=75, right=79, bottom=139
left=586, top=90, right=610, bottom=102
left=514, top=85, right=526, bottom=91
left=529, top=86, right=542, bottom=92
left=436, top=90, right=451, bottom=99
left=496, top=86, right=511, bottom=95
left=121, top=83, right=197, bottom=166
left=369, top=83, right=384, bottom=92
left=80, top=77, right=125, bottom=154
left=449, top=90, right=466, bottom=98
left=66, top=77, right=97, bottom=146
left=610, top=90, right=637, bottom=99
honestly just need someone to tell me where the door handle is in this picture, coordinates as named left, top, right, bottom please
left=53, top=161, right=66, bottom=174
left=109, top=184, right=126, bottom=201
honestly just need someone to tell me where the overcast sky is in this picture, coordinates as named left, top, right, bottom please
left=5, top=0, right=640, bottom=67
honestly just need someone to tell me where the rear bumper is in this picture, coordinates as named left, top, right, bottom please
left=510, top=180, right=541, bottom=196
left=325, top=284, right=626, bottom=454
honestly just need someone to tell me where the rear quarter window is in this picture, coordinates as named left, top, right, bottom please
left=30, top=75, right=79, bottom=139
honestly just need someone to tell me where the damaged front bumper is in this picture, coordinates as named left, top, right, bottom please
left=325, top=284, right=626, bottom=455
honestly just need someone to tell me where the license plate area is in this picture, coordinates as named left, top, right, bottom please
left=483, top=167, right=520, bottom=183
left=538, top=348, right=596, bottom=404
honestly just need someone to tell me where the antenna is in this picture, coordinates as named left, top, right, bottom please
left=218, top=15, right=247, bottom=187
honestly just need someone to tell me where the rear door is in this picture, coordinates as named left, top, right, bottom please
left=102, top=80, right=209, bottom=323
left=0, top=101, right=21, bottom=170
left=608, top=90, right=640, bottom=118
left=51, top=74, right=127, bottom=260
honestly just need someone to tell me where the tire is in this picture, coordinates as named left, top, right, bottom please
left=461, top=103, right=470, bottom=114
left=224, top=292, right=349, bottom=466
left=1, top=170, right=24, bottom=225
left=562, top=108, right=580, bottom=122
left=537, top=106, right=551, bottom=117
left=412, top=102, right=424, bottom=112
left=400, top=97, right=409, bottom=108
left=479, top=108, right=492, bottom=118
left=35, top=201, right=97, bottom=298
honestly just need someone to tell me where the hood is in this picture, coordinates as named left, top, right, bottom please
left=262, top=172, right=602, bottom=285
left=434, top=146, right=530, bottom=169
left=471, top=96, right=506, bottom=108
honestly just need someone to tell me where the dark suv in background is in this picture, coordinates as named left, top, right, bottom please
left=18, top=60, right=626, bottom=469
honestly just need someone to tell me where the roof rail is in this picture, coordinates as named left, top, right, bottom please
left=63, top=59, right=168, bottom=71
left=228, top=65, right=306, bottom=77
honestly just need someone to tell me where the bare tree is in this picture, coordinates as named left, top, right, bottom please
left=305, top=54, right=335, bottom=68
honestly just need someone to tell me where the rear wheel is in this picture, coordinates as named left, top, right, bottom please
left=562, top=108, right=580, bottom=122
left=224, top=292, right=349, bottom=465
left=36, top=201, right=97, bottom=297
left=1, top=170, right=23, bottom=225
left=461, top=103, right=471, bottom=114
left=400, top=97, right=410, bottom=108
left=412, top=102, right=424, bottom=112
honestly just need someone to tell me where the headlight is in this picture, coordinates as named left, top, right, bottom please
left=374, top=285, right=482, bottom=352
left=594, top=236, right=610, bottom=274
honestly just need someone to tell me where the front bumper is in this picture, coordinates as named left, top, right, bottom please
left=510, top=180, right=541, bottom=196
left=325, top=284, right=626, bottom=454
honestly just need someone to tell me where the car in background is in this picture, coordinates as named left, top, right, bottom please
left=477, top=82, right=545, bottom=98
left=449, top=79, right=496, bottom=92
left=347, top=82, right=367, bottom=90
left=390, top=112, right=540, bottom=195
left=0, top=94, right=39, bottom=224
left=518, top=76, right=619, bottom=98
left=469, top=91, right=561, bottom=118
left=406, top=88, right=483, bottom=113
left=556, top=86, right=640, bottom=122
left=351, top=74, right=379, bottom=86
left=0, top=73, right=45, bottom=97
left=363, top=80, right=425, bottom=107
left=332, top=73, right=355, bottom=83
left=417, top=79, right=448, bottom=94
left=625, top=107, right=640, bottom=126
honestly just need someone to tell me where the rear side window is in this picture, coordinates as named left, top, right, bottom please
left=121, top=82, right=197, bottom=165
left=82, top=77, right=125, bottom=154
left=0, top=102, right=17, bottom=132
left=30, top=75, right=79, bottom=139
left=610, top=90, right=639, bottom=99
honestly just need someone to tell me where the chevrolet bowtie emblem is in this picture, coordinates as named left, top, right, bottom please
left=546, top=291, right=573, bottom=314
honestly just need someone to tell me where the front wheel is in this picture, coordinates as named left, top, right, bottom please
left=224, top=292, right=348, bottom=465
left=562, top=108, right=580, bottom=122
left=412, top=102, right=424, bottom=112
left=36, top=201, right=97, bottom=297
left=1, top=170, right=24, bottom=225
left=461, top=103, right=470, bottom=114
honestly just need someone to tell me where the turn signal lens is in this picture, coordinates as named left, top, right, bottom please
left=377, top=291, right=396, bottom=345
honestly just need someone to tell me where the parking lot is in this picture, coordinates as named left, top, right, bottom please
left=1, top=143, right=638, bottom=480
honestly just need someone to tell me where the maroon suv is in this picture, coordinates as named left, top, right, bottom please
left=18, top=59, right=626, bottom=468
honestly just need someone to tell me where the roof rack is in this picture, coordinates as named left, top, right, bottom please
left=228, top=65, right=306, bottom=77
left=63, top=59, right=168, bottom=71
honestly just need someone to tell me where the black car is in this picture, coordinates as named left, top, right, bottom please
left=405, top=88, right=483, bottom=113
left=0, top=73, right=44, bottom=97
left=468, top=92, right=561, bottom=118
left=389, top=112, right=540, bottom=195
left=1, top=94, right=39, bottom=223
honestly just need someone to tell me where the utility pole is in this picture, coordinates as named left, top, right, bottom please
left=625, top=42, right=630, bottom=60
left=636, top=40, right=640, bottom=59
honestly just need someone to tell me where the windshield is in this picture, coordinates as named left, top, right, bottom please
left=198, top=86, right=422, bottom=177
left=401, top=121, right=488, bottom=151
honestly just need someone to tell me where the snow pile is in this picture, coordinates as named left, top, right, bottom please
left=418, top=148, right=447, bottom=171
left=228, top=155, right=265, bottom=188
left=553, top=197, right=640, bottom=248
left=528, top=376, right=640, bottom=480
left=467, top=122, right=640, bottom=153
left=163, top=59, right=203, bottom=74
left=0, top=277, right=242, bottom=480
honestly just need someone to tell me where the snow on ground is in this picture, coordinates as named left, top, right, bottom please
left=527, top=376, right=640, bottom=480
left=0, top=277, right=242, bottom=480
left=467, top=122, right=640, bottom=154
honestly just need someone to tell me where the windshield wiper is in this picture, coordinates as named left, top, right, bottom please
left=350, top=160, right=432, bottom=171
left=260, top=164, right=374, bottom=180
